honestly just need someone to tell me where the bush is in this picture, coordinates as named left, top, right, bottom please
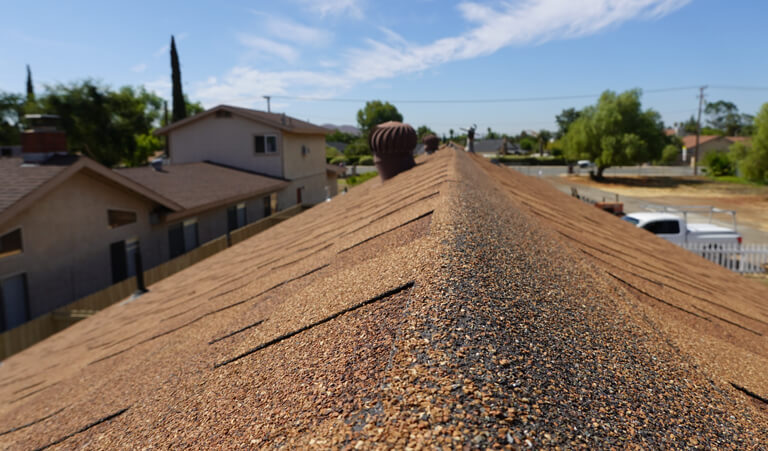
left=346, top=171, right=378, bottom=187
left=329, top=155, right=347, bottom=165
left=703, top=152, right=734, bottom=177
left=660, top=144, right=679, bottom=165
left=358, top=155, right=374, bottom=166
left=326, top=146, right=341, bottom=163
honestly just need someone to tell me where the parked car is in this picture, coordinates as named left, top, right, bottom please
left=577, top=160, right=595, bottom=169
left=622, top=211, right=741, bottom=246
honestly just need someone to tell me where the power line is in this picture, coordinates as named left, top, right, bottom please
left=269, top=85, right=707, bottom=104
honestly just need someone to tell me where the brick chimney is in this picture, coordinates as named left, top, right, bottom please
left=21, top=114, right=67, bottom=163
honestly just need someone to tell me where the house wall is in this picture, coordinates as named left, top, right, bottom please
left=688, top=137, right=732, bottom=166
left=0, top=171, right=167, bottom=320
left=281, top=133, right=327, bottom=180
left=168, top=114, right=284, bottom=178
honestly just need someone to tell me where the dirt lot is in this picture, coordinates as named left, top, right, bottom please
left=557, top=175, right=768, bottom=234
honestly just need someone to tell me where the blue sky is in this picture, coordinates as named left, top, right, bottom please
left=2, top=0, right=768, bottom=136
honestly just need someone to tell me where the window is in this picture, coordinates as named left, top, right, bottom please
left=110, top=239, right=139, bottom=283
left=643, top=220, right=680, bottom=235
left=215, top=110, right=232, bottom=118
left=0, top=273, right=29, bottom=331
left=169, top=219, right=199, bottom=258
left=621, top=216, right=639, bottom=225
left=301, top=145, right=310, bottom=156
left=108, top=210, right=137, bottom=229
left=227, top=203, right=247, bottom=232
left=254, top=135, right=278, bottom=154
left=0, top=229, right=23, bottom=259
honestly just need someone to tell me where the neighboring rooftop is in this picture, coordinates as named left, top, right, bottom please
left=681, top=134, right=752, bottom=149
left=155, top=105, right=331, bottom=136
left=115, top=162, right=288, bottom=213
left=1, top=147, right=766, bottom=448
left=0, top=155, right=79, bottom=214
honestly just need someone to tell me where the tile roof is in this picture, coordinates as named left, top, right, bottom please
left=680, top=134, right=752, bottom=149
left=155, top=105, right=331, bottom=136
left=115, top=162, right=288, bottom=212
left=0, top=155, right=79, bottom=215
left=1, top=148, right=767, bottom=448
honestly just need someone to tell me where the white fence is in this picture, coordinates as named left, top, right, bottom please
left=681, top=243, right=768, bottom=274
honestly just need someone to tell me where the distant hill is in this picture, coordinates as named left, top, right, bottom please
left=322, top=124, right=361, bottom=136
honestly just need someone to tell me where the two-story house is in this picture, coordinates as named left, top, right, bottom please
left=154, top=105, right=338, bottom=208
left=0, top=116, right=288, bottom=331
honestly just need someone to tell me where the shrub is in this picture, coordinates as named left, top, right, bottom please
left=660, top=144, right=679, bottom=164
left=329, top=155, right=347, bottom=165
left=358, top=155, right=374, bottom=166
left=703, top=152, right=734, bottom=177
left=326, top=146, right=341, bottom=163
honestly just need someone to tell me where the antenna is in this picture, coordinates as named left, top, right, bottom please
left=263, top=95, right=271, bottom=113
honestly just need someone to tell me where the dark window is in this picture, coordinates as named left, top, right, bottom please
left=110, top=239, right=139, bottom=283
left=1, top=148, right=11, bottom=157
left=108, top=210, right=137, bottom=229
left=0, top=273, right=29, bottom=331
left=227, top=203, right=247, bottom=231
left=0, top=229, right=23, bottom=259
left=254, top=135, right=277, bottom=154
left=263, top=196, right=272, bottom=217
left=215, top=110, right=232, bottom=118
left=296, top=187, right=303, bottom=204
left=301, top=145, right=310, bottom=156
left=169, top=219, right=199, bottom=258
left=643, top=220, right=680, bottom=235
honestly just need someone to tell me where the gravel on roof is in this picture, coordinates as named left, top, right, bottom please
left=0, top=147, right=766, bottom=448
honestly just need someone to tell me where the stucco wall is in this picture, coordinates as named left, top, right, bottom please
left=168, top=114, right=284, bottom=178
left=0, top=171, right=167, bottom=319
left=281, top=133, right=327, bottom=180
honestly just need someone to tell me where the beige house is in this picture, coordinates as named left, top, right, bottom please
left=155, top=105, right=337, bottom=207
left=0, top=124, right=287, bottom=332
left=680, top=135, right=752, bottom=166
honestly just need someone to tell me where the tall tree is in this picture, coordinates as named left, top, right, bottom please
left=562, top=89, right=666, bottom=179
left=26, top=65, right=34, bottom=101
left=37, top=80, right=163, bottom=167
left=417, top=125, right=436, bottom=140
left=705, top=100, right=753, bottom=136
left=170, top=35, right=187, bottom=123
left=0, top=92, right=25, bottom=144
left=555, top=107, right=581, bottom=139
left=737, top=103, right=768, bottom=182
left=356, top=100, right=403, bottom=138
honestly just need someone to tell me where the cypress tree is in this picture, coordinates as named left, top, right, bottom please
left=170, top=36, right=187, bottom=123
left=26, top=64, right=34, bottom=101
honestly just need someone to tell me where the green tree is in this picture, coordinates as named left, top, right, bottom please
left=449, top=128, right=454, bottom=140
left=485, top=127, right=500, bottom=139
left=537, top=129, right=553, bottom=156
left=343, top=138, right=370, bottom=164
left=705, top=100, right=753, bottom=136
left=36, top=80, right=163, bottom=167
left=326, top=129, right=358, bottom=144
left=186, top=98, right=204, bottom=116
left=555, top=107, right=581, bottom=139
left=0, top=92, right=25, bottom=145
left=26, top=65, right=34, bottom=101
left=170, top=35, right=187, bottom=123
left=562, top=89, right=666, bottom=179
left=356, top=100, right=403, bottom=139
left=738, top=103, right=768, bottom=182
left=660, top=144, right=680, bottom=164
left=703, top=152, right=734, bottom=176
left=417, top=125, right=435, bottom=140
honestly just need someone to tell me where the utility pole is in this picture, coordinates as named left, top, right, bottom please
left=263, top=96, right=271, bottom=113
left=693, top=85, right=707, bottom=175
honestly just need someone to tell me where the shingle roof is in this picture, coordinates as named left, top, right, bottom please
left=1, top=148, right=767, bottom=448
left=155, top=105, right=331, bottom=136
left=680, top=134, right=752, bottom=149
left=0, top=155, right=78, bottom=215
left=115, top=162, right=288, bottom=213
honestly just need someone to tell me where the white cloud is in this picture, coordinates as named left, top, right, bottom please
left=253, top=13, right=333, bottom=46
left=296, top=0, right=364, bottom=19
left=196, top=0, right=689, bottom=107
left=144, top=77, right=171, bottom=99
left=131, top=63, right=147, bottom=73
left=238, top=34, right=300, bottom=63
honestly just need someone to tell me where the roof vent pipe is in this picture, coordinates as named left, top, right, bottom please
left=370, top=121, right=417, bottom=181
left=422, top=133, right=439, bottom=154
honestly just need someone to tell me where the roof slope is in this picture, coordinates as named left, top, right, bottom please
left=155, top=105, right=330, bottom=136
left=0, top=155, right=78, bottom=214
left=1, top=148, right=767, bottom=448
left=116, top=162, right=287, bottom=212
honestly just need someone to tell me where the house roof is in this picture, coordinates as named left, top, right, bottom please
left=154, top=105, right=331, bottom=136
left=681, top=134, right=752, bottom=149
left=473, top=138, right=506, bottom=152
left=1, top=147, right=767, bottom=448
left=0, top=156, right=183, bottom=230
left=116, top=162, right=288, bottom=221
